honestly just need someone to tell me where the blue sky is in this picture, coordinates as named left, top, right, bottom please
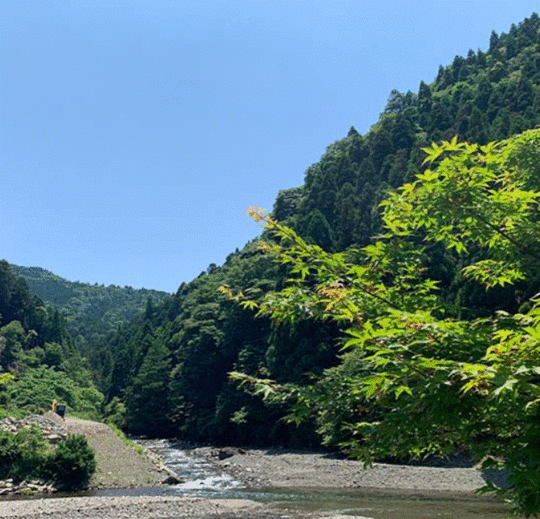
left=1, top=1, right=539, bottom=293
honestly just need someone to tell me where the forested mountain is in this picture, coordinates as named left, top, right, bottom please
left=0, top=261, right=102, bottom=417
left=9, top=264, right=170, bottom=382
left=278, top=13, right=540, bottom=252
left=97, top=13, right=540, bottom=446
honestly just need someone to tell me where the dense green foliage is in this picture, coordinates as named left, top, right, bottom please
left=9, top=264, right=170, bottom=389
left=0, top=427, right=95, bottom=488
left=283, top=12, right=540, bottom=254
left=5, top=366, right=103, bottom=416
left=103, top=246, right=332, bottom=443
left=0, top=426, right=49, bottom=481
left=0, top=261, right=103, bottom=416
left=0, top=264, right=98, bottom=489
left=235, top=130, right=540, bottom=516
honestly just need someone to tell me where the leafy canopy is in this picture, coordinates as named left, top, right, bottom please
left=232, top=129, right=540, bottom=517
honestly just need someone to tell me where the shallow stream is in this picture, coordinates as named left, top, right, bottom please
left=127, top=439, right=510, bottom=519
left=4, top=439, right=509, bottom=518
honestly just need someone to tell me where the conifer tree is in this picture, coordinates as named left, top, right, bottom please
left=125, top=341, right=171, bottom=435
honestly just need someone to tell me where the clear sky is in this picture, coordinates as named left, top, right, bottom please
left=1, top=1, right=538, bottom=293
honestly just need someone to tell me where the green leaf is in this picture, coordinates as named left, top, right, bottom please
left=395, top=385, right=413, bottom=398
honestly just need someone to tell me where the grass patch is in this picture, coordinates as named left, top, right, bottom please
left=0, top=409, right=29, bottom=420
left=106, top=422, right=146, bottom=454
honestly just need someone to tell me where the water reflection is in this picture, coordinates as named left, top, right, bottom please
left=264, top=488, right=510, bottom=519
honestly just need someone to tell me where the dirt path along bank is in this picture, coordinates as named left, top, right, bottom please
left=65, top=417, right=169, bottom=489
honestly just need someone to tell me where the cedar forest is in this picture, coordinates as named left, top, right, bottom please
left=4, top=13, right=540, bottom=516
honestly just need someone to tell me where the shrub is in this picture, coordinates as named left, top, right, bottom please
left=6, top=366, right=104, bottom=416
left=0, top=426, right=48, bottom=482
left=48, top=434, right=96, bottom=489
left=103, top=396, right=126, bottom=429
left=0, top=430, right=21, bottom=479
left=0, top=427, right=96, bottom=488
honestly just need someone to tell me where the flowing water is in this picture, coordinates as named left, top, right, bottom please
left=131, top=439, right=511, bottom=519
left=140, top=439, right=243, bottom=494
left=4, top=438, right=509, bottom=517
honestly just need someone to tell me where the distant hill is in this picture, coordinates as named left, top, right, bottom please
left=9, top=264, right=171, bottom=356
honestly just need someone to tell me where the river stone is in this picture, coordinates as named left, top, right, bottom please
left=162, top=475, right=183, bottom=485
left=218, top=447, right=239, bottom=460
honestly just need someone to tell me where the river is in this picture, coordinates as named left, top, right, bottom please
left=5, top=438, right=509, bottom=518
left=125, top=439, right=511, bottom=519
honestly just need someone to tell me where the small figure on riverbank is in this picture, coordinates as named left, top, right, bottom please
left=55, top=403, right=66, bottom=420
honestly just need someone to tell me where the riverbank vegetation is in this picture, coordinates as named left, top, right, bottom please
left=0, top=261, right=100, bottom=489
left=0, top=426, right=95, bottom=489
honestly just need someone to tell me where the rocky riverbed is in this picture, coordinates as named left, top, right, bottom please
left=187, top=445, right=490, bottom=493
left=0, top=417, right=506, bottom=518
left=0, top=495, right=326, bottom=519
